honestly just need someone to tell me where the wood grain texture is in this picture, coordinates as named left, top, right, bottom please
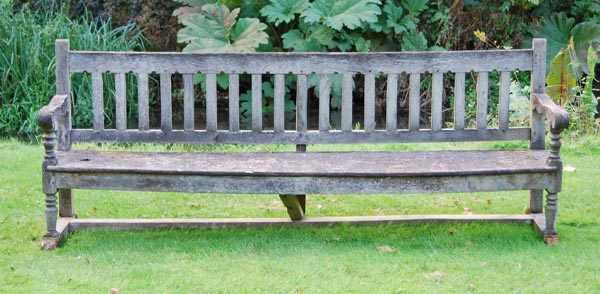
left=69, top=50, right=534, bottom=74
left=160, top=73, right=172, bottom=132
left=252, top=74, right=262, bottom=132
left=115, top=73, right=126, bottom=131
left=454, top=72, right=466, bottom=130
left=431, top=73, right=443, bottom=132
left=386, top=73, right=398, bottom=132
left=137, top=73, right=149, bottom=131
left=183, top=73, right=194, bottom=131
left=342, top=73, right=353, bottom=131
left=476, top=72, right=489, bottom=130
left=409, top=73, right=421, bottom=131
left=206, top=73, right=217, bottom=132
left=274, top=74, right=285, bottom=132
left=364, top=73, right=376, bottom=132
left=70, top=128, right=532, bottom=144
left=296, top=74, right=308, bottom=132
left=92, top=72, right=104, bottom=130
left=530, top=39, right=547, bottom=150
left=319, top=74, right=331, bottom=132
left=228, top=74, right=240, bottom=132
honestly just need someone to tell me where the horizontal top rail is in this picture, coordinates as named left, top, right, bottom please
left=68, top=50, right=534, bottom=74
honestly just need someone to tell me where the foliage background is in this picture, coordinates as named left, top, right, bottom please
left=1, top=0, right=599, bottom=138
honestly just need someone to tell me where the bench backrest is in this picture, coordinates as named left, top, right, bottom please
left=54, top=39, right=548, bottom=150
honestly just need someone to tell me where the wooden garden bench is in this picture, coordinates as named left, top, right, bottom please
left=38, top=39, right=569, bottom=249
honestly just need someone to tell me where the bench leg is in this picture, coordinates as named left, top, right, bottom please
left=527, top=189, right=544, bottom=214
left=279, top=194, right=305, bottom=221
left=59, top=188, right=75, bottom=217
left=544, top=191, right=559, bottom=244
left=41, top=191, right=60, bottom=250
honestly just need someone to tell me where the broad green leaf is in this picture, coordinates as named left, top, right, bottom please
left=401, top=32, right=428, bottom=51
left=260, top=0, right=309, bottom=26
left=383, top=1, right=406, bottom=34
left=178, top=4, right=268, bottom=53
left=230, top=18, right=269, bottom=52
left=538, top=12, right=575, bottom=71
left=572, top=21, right=600, bottom=73
left=582, top=45, right=598, bottom=114
left=282, top=25, right=333, bottom=52
left=402, top=0, right=428, bottom=15
left=355, top=37, right=370, bottom=52
left=301, top=0, right=382, bottom=31
left=545, top=48, right=577, bottom=105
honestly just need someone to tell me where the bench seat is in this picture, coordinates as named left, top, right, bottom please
left=48, top=150, right=560, bottom=195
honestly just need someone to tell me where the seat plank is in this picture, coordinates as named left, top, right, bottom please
left=50, top=150, right=556, bottom=177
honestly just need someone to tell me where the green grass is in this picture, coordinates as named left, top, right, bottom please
left=1, top=137, right=600, bottom=293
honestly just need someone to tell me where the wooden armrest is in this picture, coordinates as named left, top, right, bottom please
left=38, top=94, right=69, bottom=133
left=531, top=92, right=570, bottom=131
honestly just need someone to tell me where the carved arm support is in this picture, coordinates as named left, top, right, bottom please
left=38, top=95, right=69, bottom=166
left=531, top=92, right=570, bottom=131
left=531, top=92, right=570, bottom=169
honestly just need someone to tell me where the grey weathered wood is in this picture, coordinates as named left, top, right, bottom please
left=364, top=73, right=376, bottom=132
left=115, top=73, right=126, bottom=131
left=92, top=72, right=104, bottom=130
left=69, top=50, right=534, bottom=74
left=530, top=38, right=547, bottom=150
left=273, top=74, right=285, bottom=132
left=386, top=73, right=398, bottom=132
left=65, top=214, right=534, bottom=232
left=137, top=73, right=149, bottom=131
left=499, top=71, right=511, bottom=130
left=183, top=73, right=194, bottom=131
left=341, top=73, right=353, bottom=131
left=409, top=73, right=421, bottom=131
left=296, top=74, right=308, bottom=132
left=160, top=73, right=172, bottom=132
left=476, top=72, right=489, bottom=129
left=40, top=39, right=570, bottom=248
left=279, top=195, right=305, bottom=220
left=55, top=40, right=71, bottom=151
left=228, top=74, right=240, bottom=132
left=252, top=74, right=262, bottom=132
left=454, top=72, right=466, bottom=130
left=319, top=74, right=331, bottom=132
left=206, top=73, right=217, bottom=132
left=431, top=73, right=443, bottom=132
left=70, top=128, right=533, bottom=145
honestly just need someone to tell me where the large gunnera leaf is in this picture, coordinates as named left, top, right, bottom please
left=301, top=0, right=381, bottom=31
left=260, top=0, right=309, bottom=26
left=177, top=4, right=268, bottom=53
left=545, top=48, right=577, bottom=105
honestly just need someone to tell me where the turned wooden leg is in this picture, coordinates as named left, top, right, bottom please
left=41, top=192, right=60, bottom=250
left=544, top=191, right=559, bottom=244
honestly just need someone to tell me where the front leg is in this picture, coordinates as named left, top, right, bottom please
left=544, top=191, right=559, bottom=244
left=42, top=191, right=60, bottom=250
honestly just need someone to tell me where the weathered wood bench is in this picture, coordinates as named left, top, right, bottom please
left=39, top=38, right=569, bottom=249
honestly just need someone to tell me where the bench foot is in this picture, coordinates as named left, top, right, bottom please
left=41, top=234, right=60, bottom=250
left=544, top=233, right=559, bottom=245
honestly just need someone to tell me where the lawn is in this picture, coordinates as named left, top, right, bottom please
left=1, top=136, right=599, bottom=293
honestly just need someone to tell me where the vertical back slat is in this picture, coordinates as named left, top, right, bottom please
left=160, top=73, right=172, bottom=132
left=431, top=73, right=443, bottom=131
left=454, top=72, right=466, bottom=130
left=499, top=71, right=511, bottom=130
left=252, top=74, right=262, bottom=132
left=531, top=39, right=547, bottom=149
left=296, top=74, right=308, bottom=132
left=137, top=73, right=149, bottom=131
left=206, top=73, right=217, bottom=132
left=476, top=72, right=489, bottom=129
left=364, top=73, right=376, bottom=132
left=92, top=72, right=104, bottom=130
left=273, top=74, right=285, bottom=132
left=228, top=74, right=240, bottom=132
left=409, top=73, right=421, bottom=131
left=386, top=73, right=398, bottom=132
left=341, top=73, right=353, bottom=131
left=115, top=73, right=126, bottom=131
left=183, top=74, right=194, bottom=131
left=319, top=74, right=331, bottom=132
